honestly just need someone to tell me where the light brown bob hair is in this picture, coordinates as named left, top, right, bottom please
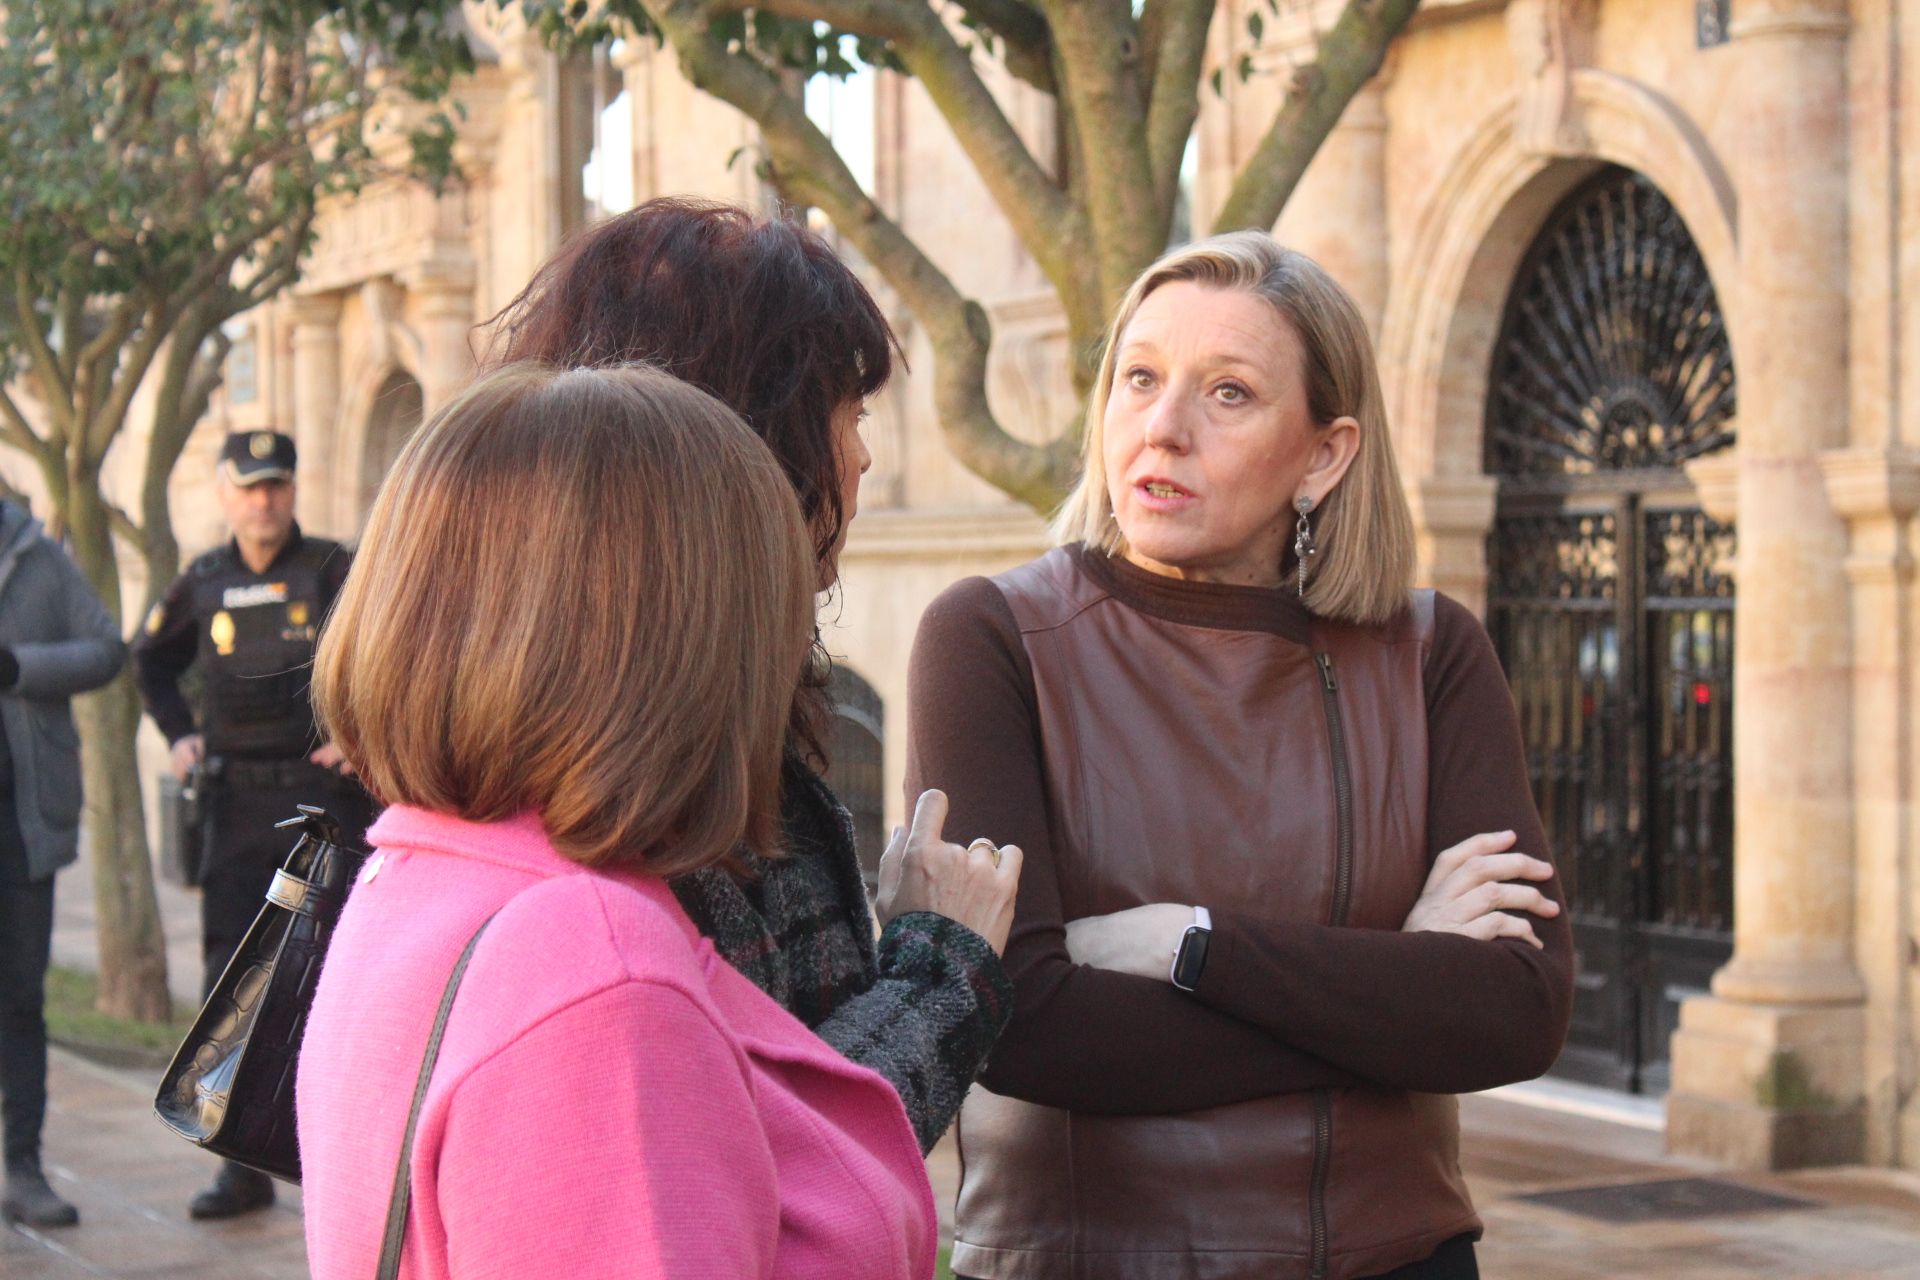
left=313, top=362, right=815, bottom=876
left=1053, top=231, right=1415, bottom=625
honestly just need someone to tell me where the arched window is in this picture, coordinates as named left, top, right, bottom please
left=1485, top=166, right=1736, bottom=1094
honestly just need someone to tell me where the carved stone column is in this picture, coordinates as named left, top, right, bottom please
left=288, top=292, right=344, bottom=535
left=1820, top=449, right=1920, bottom=1166
left=1666, top=0, right=1862, bottom=1169
left=1405, top=474, right=1498, bottom=616
left=405, top=267, right=478, bottom=417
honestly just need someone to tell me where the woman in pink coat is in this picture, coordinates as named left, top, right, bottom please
left=296, top=362, right=938, bottom=1279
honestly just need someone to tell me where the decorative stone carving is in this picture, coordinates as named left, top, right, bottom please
left=985, top=290, right=1079, bottom=450
left=1506, top=0, right=1597, bottom=157
left=361, top=278, right=423, bottom=379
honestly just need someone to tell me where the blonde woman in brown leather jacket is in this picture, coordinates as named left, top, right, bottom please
left=907, top=233, right=1574, bottom=1280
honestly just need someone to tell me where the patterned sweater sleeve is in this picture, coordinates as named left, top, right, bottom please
left=810, top=909, right=1014, bottom=1154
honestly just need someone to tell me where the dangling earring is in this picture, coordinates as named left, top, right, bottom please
left=1293, top=495, right=1317, bottom=598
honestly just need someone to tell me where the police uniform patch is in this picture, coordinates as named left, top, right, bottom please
left=250, top=432, right=275, bottom=459
left=222, top=581, right=289, bottom=609
left=210, top=610, right=236, bottom=656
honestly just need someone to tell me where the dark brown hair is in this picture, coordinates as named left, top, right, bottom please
left=481, top=198, right=897, bottom=762
left=314, top=363, right=815, bottom=876
left=482, top=197, right=896, bottom=568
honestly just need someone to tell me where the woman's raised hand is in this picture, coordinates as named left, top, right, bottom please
left=875, top=789, right=1022, bottom=956
left=1400, top=831, right=1559, bottom=948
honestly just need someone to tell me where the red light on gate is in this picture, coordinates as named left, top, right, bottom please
left=1693, top=682, right=1712, bottom=705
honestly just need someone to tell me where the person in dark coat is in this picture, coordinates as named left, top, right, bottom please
left=0, top=496, right=125, bottom=1229
left=133, top=432, right=371, bottom=1220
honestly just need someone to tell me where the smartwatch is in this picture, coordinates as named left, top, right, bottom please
left=1170, top=906, right=1212, bottom=992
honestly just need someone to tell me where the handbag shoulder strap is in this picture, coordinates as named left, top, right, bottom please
left=377, top=912, right=496, bottom=1280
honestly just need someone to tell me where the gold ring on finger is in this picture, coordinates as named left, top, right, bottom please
left=968, top=837, right=1002, bottom=868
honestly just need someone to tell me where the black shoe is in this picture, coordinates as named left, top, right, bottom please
left=1, top=1163, right=79, bottom=1228
left=188, top=1163, right=275, bottom=1220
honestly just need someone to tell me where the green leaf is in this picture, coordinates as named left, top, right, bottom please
left=1247, top=11, right=1264, bottom=43
left=1210, top=66, right=1224, bottom=97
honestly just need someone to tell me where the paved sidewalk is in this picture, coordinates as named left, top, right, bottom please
left=4, top=1050, right=306, bottom=1279
left=9, top=1047, right=1920, bottom=1278
left=21, top=847, right=1920, bottom=1277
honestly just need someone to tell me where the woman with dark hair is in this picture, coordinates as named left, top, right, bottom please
left=484, top=198, right=1020, bottom=1153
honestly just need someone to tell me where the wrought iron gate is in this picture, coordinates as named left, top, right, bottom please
left=1484, top=167, right=1737, bottom=1092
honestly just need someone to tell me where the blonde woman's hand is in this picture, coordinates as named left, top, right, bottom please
left=875, top=789, right=1022, bottom=956
left=1401, top=830, right=1559, bottom=948
left=1065, top=904, right=1194, bottom=982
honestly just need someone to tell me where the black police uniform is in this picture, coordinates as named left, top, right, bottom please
left=132, top=526, right=372, bottom=1000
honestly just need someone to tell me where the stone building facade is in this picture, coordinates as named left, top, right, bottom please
left=6, top=0, right=1913, bottom=1174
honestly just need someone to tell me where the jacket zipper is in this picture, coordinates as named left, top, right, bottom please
left=1310, top=651, right=1353, bottom=1280
left=1309, top=1089, right=1333, bottom=1280
left=1316, top=652, right=1355, bottom=928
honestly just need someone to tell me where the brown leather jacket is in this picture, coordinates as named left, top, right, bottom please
left=951, top=548, right=1479, bottom=1280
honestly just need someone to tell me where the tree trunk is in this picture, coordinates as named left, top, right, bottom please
left=75, top=672, right=172, bottom=1021
left=65, top=479, right=172, bottom=1021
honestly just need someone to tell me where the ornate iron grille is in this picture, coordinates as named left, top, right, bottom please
left=1644, top=510, right=1735, bottom=934
left=1487, top=170, right=1735, bottom=478
left=1488, top=511, right=1621, bottom=926
left=1485, top=166, right=1737, bottom=1093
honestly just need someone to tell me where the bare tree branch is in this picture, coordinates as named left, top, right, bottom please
left=13, top=263, right=73, bottom=412
left=73, top=296, right=142, bottom=407
left=0, top=384, right=51, bottom=464
left=647, top=0, right=1077, bottom=505
left=84, top=296, right=172, bottom=462
left=71, top=296, right=145, bottom=448
left=137, top=298, right=229, bottom=599
left=234, top=209, right=315, bottom=310
left=948, top=0, right=1055, bottom=92
left=54, top=287, right=85, bottom=387
left=711, top=0, right=1086, bottom=307
left=1141, top=0, right=1214, bottom=222
left=1214, top=0, right=1417, bottom=232
left=1034, top=0, right=1160, bottom=310
left=104, top=500, right=141, bottom=550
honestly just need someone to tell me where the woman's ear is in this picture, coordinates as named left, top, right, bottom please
left=1300, top=416, right=1361, bottom=509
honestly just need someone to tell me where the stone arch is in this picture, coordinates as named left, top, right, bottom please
left=357, top=369, right=425, bottom=522
left=824, top=664, right=886, bottom=893
left=1380, top=70, right=1740, bottom=484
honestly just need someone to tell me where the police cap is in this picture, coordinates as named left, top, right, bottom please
left=219, top=431, right=296, bottom=485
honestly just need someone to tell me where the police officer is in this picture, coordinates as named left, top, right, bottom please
left=134, top=430, right=371, bottom=1220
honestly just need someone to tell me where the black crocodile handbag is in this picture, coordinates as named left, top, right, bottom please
left=153, top=805, right=365, bottom=1183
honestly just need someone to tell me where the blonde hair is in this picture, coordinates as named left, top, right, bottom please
left=1052, top=231, right=1415, bottom=625
left=313, top=362, right=815, bottom=876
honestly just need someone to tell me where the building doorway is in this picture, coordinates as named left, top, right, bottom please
left=1484, top=166, right=1737, bottom=1094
